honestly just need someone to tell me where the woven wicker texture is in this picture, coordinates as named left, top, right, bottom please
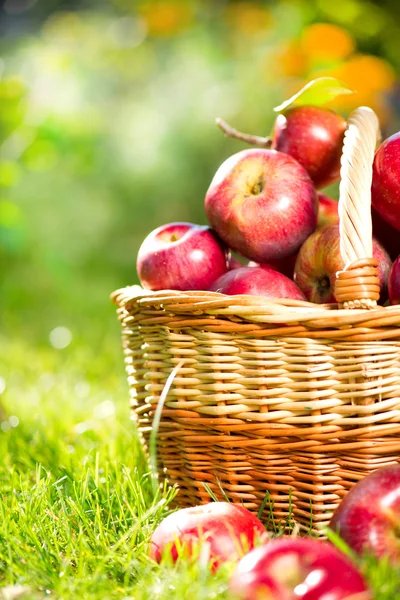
left=112, top=108, right=400, bottom=534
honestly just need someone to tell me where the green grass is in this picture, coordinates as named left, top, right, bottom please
left=0, top=333, right=399, bottom=599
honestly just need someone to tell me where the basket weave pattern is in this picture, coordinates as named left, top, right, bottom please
left=113, top=108, right=400, bottom=533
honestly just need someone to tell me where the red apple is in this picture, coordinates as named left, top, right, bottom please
left=271, top=106, right=347, bottom=189
left=372, top=132, right=400, bottom=232
left=372, top=206, right=400, bottom=261
left=149, top=502, right=266, bottom=571
left=204, top=148, right=317, bottom=263
left=249, top=253, right=298, bottom=280
left=227, top=253, right=246, bottom=270
left=209, top=266, right=306, bottom=300
left=229, top=537, right=370, bottom=600
left=318, top=193, right=338, bottom=229
left=231, top=254, right=298, bottom=279
left=136, top=222, right=228, bottom=291
left=389, top=256, right=400, bottom=305
left=329, top=465, right=400, bottom=566
left=294, top=224, right=392, bottom=304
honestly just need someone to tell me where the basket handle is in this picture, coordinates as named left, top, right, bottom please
left=335, top=106, right=381, bottom=309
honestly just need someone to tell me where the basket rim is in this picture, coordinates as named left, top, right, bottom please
left=111, top=285, right=400, bottom=332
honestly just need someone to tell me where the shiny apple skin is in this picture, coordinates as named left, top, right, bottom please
left=372, top=206, right=400, bottom=261
left=248, top=254, right=298, bottom=280
left=227, top=254, right=246, bottom=270
left=294, top=224, right=392, bottom=304
left=149, top=502, right=266, bottom=571
left=317, top=193, right=338, bottom=229
left=372, top=132, right=400, bottom=233
left=389, top=256, right=400, bottom=305
left=209, top=266, right=306, bottom=300
left=136, top=222, right=228, bottom=291
left=229, top=537, right=369, bottom=600
left=330, top=465, right=400, bottom=566
left=272, top=106, right=346, bottom=189
left=204, top=148, right=317, bottom=263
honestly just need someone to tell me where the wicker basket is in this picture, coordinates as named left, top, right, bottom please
left=112, top=107, right=400, bottom=534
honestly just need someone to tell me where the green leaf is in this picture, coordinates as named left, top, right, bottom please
left=273, top=77, right=354, bottom=113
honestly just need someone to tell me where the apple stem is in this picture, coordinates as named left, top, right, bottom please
left=215, top=117, right=272, bottom=148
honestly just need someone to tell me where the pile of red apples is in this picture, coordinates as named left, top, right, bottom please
left=137, top=103, right=400, bottom=305
left=149, top=465, right=400, bottom=599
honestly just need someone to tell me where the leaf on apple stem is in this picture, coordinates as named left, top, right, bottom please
left=215, top=117, right=272, bottom=147
left=273, top=77, right=355, bottom=113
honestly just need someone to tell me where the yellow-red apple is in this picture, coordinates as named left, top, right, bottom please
left=294, top=224, right=391, bottom=304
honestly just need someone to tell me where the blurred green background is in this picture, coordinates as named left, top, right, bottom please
left=2, top=6, right=400, bottom=594
left=1, top=0, right=400, bottom=350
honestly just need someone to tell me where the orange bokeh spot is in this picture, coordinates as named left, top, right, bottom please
left=276, top=41, right=308, bottom=77
left=329, top=90, right=391, bottom=129
left=319, top=54, right=395, bottom=122
left=140, top=1, right=193, bottom=37
left=301, top=23, right=355, bottom=61
left=332, top=54, right=396, bottom=93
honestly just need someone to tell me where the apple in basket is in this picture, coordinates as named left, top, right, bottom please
left=149, top=502, right=267, bottom=571
left=372, top=131, right=400, bottom=233
left=204, top=148, right=318, bottom=264
left=317, top=193, right=339, bottom=229
left=229, top=537, right=370, bottom=600
left=372, top=205, right=400, bottom=262
left=228, top=254, right=298, bottom=279
left=294, top=224, right=392, bottom=304
left=271, top=106, right=347, bottom=189
left=209, top=266, right=306, bottom=300
left=136, top=222, right=228, bottom=291
left=329, top=464, right=400, bottom=566
left=227, top=253, right=246, bottom=270
left=388, top=256, right=400, bottom=305
left=248, top=254, right=298, bottom=279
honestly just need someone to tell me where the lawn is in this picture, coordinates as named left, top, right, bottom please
left=0, top=329, right=399, bottom=600
left=0, top=331, right=231, bottom=599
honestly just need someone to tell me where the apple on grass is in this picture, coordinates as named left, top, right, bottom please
left=149, top=502, right=266, bottom=571
left=272, top=106, right=347, bottom=189
left=372, top=131, right=400, bottom=233
left=329, top=465, right=400, bottom=566
left=136, top=222, right=228, bottom=291
left=209, top=266, right=306, bottom=301
left=205, top=148, right=317, bottom=264
left=294, top=224, right=392, bottom=304
left=229, top=537, right=370, bottom=600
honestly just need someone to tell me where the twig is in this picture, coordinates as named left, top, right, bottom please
left=149, top=360, right=184, bottom=495
left=215, top=117, right=272, bottom=148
